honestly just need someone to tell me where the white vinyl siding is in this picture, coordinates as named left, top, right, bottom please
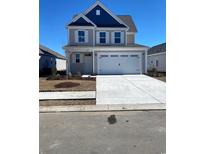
left=56, top=59, right=66, bottom=71
left=147, top=52, right=166, bottom=72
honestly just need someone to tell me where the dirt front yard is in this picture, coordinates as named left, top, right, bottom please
left=153, top=76, right=166, bottom=82
left=40, top=99, right=96, bottom=106
left=39, top=78, right=96, bottom=91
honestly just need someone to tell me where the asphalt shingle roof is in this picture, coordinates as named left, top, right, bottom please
left=70, top=15, right=137, bottom=32
left=117, top=15, right=137, bottom=32
left=64, top=43, right=149, bottom=48
left=148, top=43, right=166, bottom=55
left=39, top=45, right=66, bottom=60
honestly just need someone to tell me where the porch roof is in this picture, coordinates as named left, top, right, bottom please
left=63, top=44, right=149, bottom=50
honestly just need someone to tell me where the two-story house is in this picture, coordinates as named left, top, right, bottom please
left=63, top=1, right=149, bottom=75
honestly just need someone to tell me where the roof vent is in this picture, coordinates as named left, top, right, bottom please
left=96, top=10, right=100, bottom=15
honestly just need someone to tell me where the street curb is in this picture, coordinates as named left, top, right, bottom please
left=39, top=103, right=166, bottom=113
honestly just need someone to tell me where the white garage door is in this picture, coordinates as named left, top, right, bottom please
left=97, top=52, right=142, bottom=75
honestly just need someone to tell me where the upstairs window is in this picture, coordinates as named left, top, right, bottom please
left=76, top=53, right=80, bottom=63
left=114, top=32, right=121, bottom=43
left=156, top=60, right=159, bottom=67
left=78, top=31, right=85, bottom=43
left=99, top=32, right=106, bottom=44
left=96, top=10, right=100, bottom=15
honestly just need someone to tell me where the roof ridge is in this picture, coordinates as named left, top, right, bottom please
left=39, top=44, right=66, bottom=59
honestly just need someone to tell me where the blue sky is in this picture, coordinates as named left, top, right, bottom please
left=40, top=0, right=166, bottom=56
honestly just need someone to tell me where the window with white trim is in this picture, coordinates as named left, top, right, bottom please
left=99, top=32, right=106, bottom=44
left=156, top=60, right=159, bottom=67
left=120, top=55, right=128, bottom=57
left=111, top=55, right=119, bottom=57
left=100, top=55, right=108, bottom=58
left=114, top=32, right=121, bottom=43
left=78, top=31, right=85, bottom=43
left=76, top=53, right=80, bottom=63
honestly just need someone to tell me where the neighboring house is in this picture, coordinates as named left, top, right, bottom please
left=39, top=45, right=66, bottom=74
left=147, top=43, right=166, bottom=72
left=63, top=1, right=149, bottom=75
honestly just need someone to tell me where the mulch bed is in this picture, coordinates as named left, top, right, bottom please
left=54, top=82, right=80, bottom=88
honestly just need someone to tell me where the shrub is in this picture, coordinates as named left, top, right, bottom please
left=51, top=67, right=57, bottom=76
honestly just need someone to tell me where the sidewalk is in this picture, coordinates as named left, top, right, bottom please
left=39, top=91, right=96, bottom=100
left=39, top=103, right=166, bottom=112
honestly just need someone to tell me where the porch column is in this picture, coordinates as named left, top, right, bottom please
left=92, top=50, right=95, bottom=75
left=66, top=50, right=72, bottom=77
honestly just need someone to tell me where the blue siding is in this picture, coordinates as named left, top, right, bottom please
left=69, top=17, right=94, bottom=26
left=85, top=5, right=126, bottom=27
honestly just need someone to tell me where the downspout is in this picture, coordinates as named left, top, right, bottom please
left=144, top=49, right=148, bottom=74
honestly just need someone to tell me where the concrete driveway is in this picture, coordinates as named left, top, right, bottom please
left=96, top=75, right=166, bottom=104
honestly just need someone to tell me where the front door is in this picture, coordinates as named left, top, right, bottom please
left=84, top=53, right=93, bottom=74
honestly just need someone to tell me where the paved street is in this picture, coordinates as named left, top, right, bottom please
left=97, top=75, right=166, bottom=105
left=40, top=111, right=166, bottom=154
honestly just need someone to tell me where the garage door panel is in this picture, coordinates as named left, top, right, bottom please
left=97, top=52, right=142, bottom=75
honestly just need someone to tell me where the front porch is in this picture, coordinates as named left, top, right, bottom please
left=64, top=45, right=149, bottom=75
left=68, top=51, right=95, bottom=75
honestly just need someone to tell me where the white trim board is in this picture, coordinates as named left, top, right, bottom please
left=127, top=32, right=136, bottom=35
left=96, top=27, right=127, bottom=30
left=68, top=26, right=95, bottom=29
left=65, top=47, right=147, bottom=52
left=66, top=13, right=97, bottom=28
left=147, top=52, right=166, bottom=56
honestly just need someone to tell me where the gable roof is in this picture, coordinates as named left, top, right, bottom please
left=68, top=14, right=96, bottom=27
left=85, top=4, right=127, bottom=28
left=39, top=45, right=66, bottom=60
left=148, top=43, right=166, bottom=55
left=117, top=15, right=137, bottom=32
left=68, top=1, right=128, bottom=28
left=69, top=17, right=94, bottom=26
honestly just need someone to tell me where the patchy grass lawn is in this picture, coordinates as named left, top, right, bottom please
left=39, top=99, right=96, bottom=106
left=39, top=78, right=96, bottom=91
left=153, top=76, right=166, bottom=82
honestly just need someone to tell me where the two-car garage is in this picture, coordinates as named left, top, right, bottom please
left=97, top=52, right=142, bottom=75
